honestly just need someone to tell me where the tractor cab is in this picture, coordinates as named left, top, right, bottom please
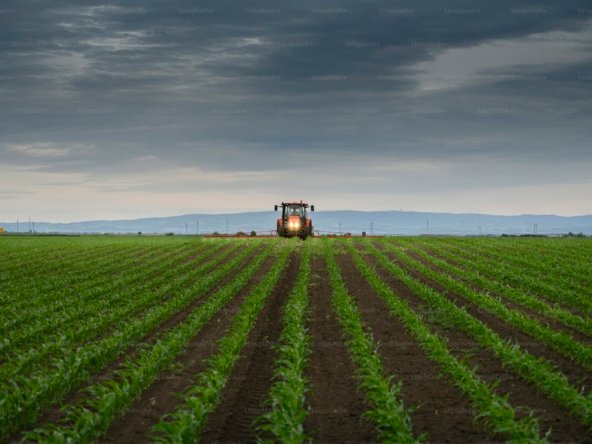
left=274, top=201, right=314, bottom=240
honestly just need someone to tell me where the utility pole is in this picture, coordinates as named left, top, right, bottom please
left=197, top=220, right=199, bottom=235
left=534, top=223, right=538, bottom=235
left=32, top=221, right=35, bottom=233
left=426, top=219, right=429, bottom=235
left=226, top=217, right=229, bottom=235
left=185, top=223, right=188, bottom=235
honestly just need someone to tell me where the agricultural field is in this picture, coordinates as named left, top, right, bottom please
left=1, top=235, right=591, bottom=443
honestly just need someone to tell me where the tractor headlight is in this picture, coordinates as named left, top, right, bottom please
left=289, top=221, right=300, bottom=230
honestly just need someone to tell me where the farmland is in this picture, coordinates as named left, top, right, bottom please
left=1, top=235, right=591, bottom=443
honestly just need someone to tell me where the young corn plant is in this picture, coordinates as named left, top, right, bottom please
left=1, top=241, right=262, bottom=440
left=405, top=243, right=592, bottom=338
left=0, top=241, right=236, bottom=386
left=346, top=240, right=546, bottom=442
left=151, top=246, right=293, bottom=443
left=24, top=243, right=277, bottom=443
left=383, top=241, right=592, bottom=372
left=418, top=239, right=592, bottom=314
left=322, top=239, right=421, bottom=444
left=362, top=239, right=592, bottom=428
left=1, top=242, right=212, bottom=363
left=255, top=242, right=312, bottom=443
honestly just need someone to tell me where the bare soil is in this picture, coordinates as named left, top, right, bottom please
left=34, top=243, right=252, bottom=429
left=302, top=256, right=378, bottom=442
left=361, top=245, right=591, bottom=442
left=378, top=244, right=592, bottom=390
left=336, top=252, right=494, bottom=443
left=11, top=239, right=592, bottom=444
left=408, top=246, right=592, bottom=343
left=104, top=252, right=277, bottom=443
left=199, top=252, right=300, bottom=443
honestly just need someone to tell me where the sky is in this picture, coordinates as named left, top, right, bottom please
left=1, top=1, right=591, bottom=222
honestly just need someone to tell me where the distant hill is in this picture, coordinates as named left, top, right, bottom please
left=2, top=210, right=591, bottom=235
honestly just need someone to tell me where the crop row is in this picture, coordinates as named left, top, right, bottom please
left=0, top=239, right=126, bottom=281
left=404, top=242, right=592, bottom=338
left=1, top=240, right=265, bottom=439
left=0, top=242, right=233, bottom=383
left=361, top=239, right=592, bottom=426
left=426, top=239, right=592, bottom=316
left=150, top=245, right=292, bottom=442
left=1, top=241, right=208, bottom=356
left=254, top=242, right=312, bottom=442
left=429, top=238, right=592, bottom=295
left=0, top=242, right=159, bottom=316
left=27, top=242, right=284, bottom=442
left=322, top=240, right=420, bottom=443
left=381, top=240, right=592, bottom=373
left=346, top=240, right=545, bottom=441
left=451, top=236, right=592, bottom=270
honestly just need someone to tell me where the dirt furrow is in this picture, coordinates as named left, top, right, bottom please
left=416, top=243, right=590, bottom=318
left=336, top=252, right=493, bottom=443
left=199, top=251, right=300, bottom=443
left=104, top=253, right=277, bottom=443
left=302, top=256, right=377, bottom=443
left=360, top=247, right=590, bottom=442
left=406, top=247, right=592, bottom=343
left=378, top=244, right=592, bottom=389
left=33, top=243, right=249, bottom=430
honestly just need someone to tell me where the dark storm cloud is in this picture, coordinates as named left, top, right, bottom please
left=1, top=0, right=591, bottom=176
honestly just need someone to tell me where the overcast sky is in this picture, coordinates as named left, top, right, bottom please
left=1, top=1, right=591, bottom=222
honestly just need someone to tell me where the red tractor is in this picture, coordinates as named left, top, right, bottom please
left=275, top=201, right=314, bottom=240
